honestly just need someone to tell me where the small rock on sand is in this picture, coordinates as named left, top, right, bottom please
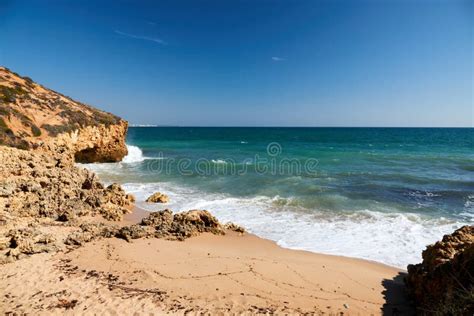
left=146, top=192, right=169, bottom=203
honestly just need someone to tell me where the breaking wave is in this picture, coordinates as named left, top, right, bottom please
left=122, top=145, right=147, bottom=163
left=120, top=181, right=468, bottom=269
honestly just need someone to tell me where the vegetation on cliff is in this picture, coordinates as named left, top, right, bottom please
left=0, top=66, right=122, bottom=153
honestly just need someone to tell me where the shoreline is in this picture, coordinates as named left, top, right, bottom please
left=1, top=205, right=414, bottom=314
left=125, top=206, right=406, bottom=272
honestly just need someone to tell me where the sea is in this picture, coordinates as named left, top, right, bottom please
left=81, top=127, right=473, bottom=268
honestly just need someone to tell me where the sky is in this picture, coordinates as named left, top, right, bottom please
left=0, top=0, right=472, bottom=127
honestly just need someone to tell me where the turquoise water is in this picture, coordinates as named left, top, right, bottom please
left=84, top=127, right=473, bottom=268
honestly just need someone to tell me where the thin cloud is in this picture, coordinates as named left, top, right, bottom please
left=114, top=30, right=166, bottom=45
left=271, top=57, right=285, bottom=61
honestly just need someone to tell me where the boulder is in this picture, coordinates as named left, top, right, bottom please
left=224, top=222, right=246, bottom=234
left=146, top=192, right=169, bottom=203
left=141, top=209, right=174, bottom=227
left=405, top=225, right=474, bottom=315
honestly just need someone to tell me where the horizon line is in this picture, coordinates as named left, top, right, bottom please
left=129, top=125, right=473, bottom=129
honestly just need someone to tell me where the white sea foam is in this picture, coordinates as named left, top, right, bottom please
left=122, top=145, right=147, bottom=163
left=211, top=159, right=227, bottom=164
left=120, top=181, right=469, bottom=269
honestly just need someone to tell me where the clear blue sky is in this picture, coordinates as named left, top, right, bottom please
left=1, top=0, right=472, bottom=127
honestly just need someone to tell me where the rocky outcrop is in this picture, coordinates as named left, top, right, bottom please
left=406, top=226, right=474, bottom=315
left=0, top=146, right=134, bottom=222
left=0, top=66, right=128, bottom=162
left=140, top=209, right=225, bottom=240
left=0, top=146, right=134, bottom=262
left=0, top=144, right=135, bottom=263
left=63, top=209, right=244, bottom=246
left=50, top=120, right=129, bottom=163
left=146, top=192, right=169, bottom=203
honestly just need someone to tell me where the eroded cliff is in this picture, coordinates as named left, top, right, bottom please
left=0, top=66, right=135, bottom=262
left=0, top=66, right=127, bottom=162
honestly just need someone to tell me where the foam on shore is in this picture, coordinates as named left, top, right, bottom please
left=120, top=181, right=467, bottom=269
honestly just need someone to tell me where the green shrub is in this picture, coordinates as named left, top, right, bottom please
left=30, top=124, right=41, bottom=137
left=41, top=124, right=75, bottom=136
left=59, top=109, right=90, bottom=127
left=23, top=76, right=34, bottom=85
left=94, top=111, right=120, bottom=126
left=0, top=85, right=27, bottom=103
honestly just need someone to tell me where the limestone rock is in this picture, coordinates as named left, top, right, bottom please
left=405, top=225, right=474, bottom=315
left=146, top=192, right=169, bottom=203
left=224, top=222, right=246, bottom=234
left=116, top=225, right=150, bottom=242
left=140, top=209, right=174, bottom=227
left=140, top=209, right=226, bottom=241
left=0, top=146, right=133, bottom=222
left=5, top=228, right=57, bottom=260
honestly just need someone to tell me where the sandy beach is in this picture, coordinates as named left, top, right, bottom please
left=1, top=207, right=413, bottom=315
left=1, top=63, right=471, bottom=315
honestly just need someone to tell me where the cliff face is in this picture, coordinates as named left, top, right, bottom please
left=406, top=226, right=474, bottom=315
left=0, top=67, right=134, bottom=263
left=0, top=66, right=127, bottom=162
left=44, top=120, right=129, bottom=163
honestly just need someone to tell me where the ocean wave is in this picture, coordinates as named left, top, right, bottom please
left=120, top=181, right=469, bottom=268
left=122, top=145, right=147, bottom=163
left=77, top=144, right=153, bottom=176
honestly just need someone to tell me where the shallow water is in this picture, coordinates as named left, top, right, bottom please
left=81, top=127, right=473, bottom=268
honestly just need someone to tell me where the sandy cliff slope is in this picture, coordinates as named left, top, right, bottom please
left=0, top=66, right=127, bottom=162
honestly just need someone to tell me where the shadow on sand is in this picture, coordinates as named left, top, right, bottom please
left=381, top=272, right=416, bottom=315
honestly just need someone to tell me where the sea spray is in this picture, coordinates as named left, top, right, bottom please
left=122, top=145, right=146, bottom=163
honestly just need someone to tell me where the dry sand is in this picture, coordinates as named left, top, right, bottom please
left=1, top=208, right=413, bottom=315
